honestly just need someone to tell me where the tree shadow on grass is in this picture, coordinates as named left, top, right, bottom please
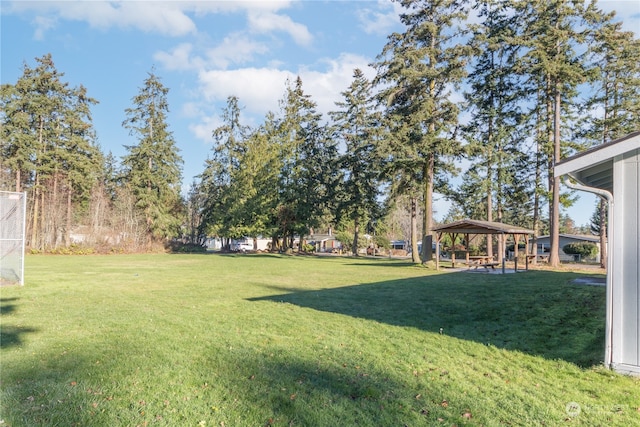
left=248, top=270, right=606, bottom=367
left=0, top=297, right=19, bottom=315
left=1, top=297, right=38, bottom=349
left=208, top=351, right=461, bottom=425
left=1, top=341, right=464, bottom=426
left=346, top=259, right=420, bottom=268
left=0, top=324, right=38, bottom=349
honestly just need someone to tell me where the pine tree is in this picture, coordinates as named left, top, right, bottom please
left=122, top=70, right=183, bottom=243
left=276, top=77, right=337, bottom=250
left=1, top=54, right=101, bottom=249
left=230, top=119, right=281, bottom=243
left=58, top=84, right=101, bottom=246
left=461, top=0, right=530, bottom=260
left=329, top=69, right=382, bottom=256
left=579, top=8, right=639, bottom=270
left=586, top=14, right=640, bottom=142
left=198, top=96, right=250, bottom=249
left=374, top=0, right=470, bottom=263
left=515, top=0, right=593, bottom=267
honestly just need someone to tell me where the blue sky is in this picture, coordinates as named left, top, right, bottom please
left=2, top=0, right=639, bottom=227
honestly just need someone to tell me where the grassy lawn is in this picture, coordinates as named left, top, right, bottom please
left=1, top=254, right=638, bottom=426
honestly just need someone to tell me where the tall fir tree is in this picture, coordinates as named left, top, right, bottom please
left=580, top=9, right=640, bottom=269
left=122, top=70, right=183, bottom=242
left=1, top=54, right=101, bottom=249
left=276, top=77, right=337, bottom=250
left=585, top=13, right=640, bottom=143
left=515, top=0, right=594, bottom=267
left=329, top=69, right=383, bottom=256
left=460, top=0, right=530, bottom=259
left=230, top=118, right=281, bottom=244
left=374, top=0, right=470, bottom=263
left=199, top=96, right=250, bottom=249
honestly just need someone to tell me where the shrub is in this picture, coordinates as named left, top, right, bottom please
left=374, top=235, right=390, bottom=250
left=562, top=242, right=598, bottom=258
left=167, top=241, right=208, bottom=253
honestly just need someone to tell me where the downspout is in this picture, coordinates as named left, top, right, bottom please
left=563, top=177, right=614, bottom=369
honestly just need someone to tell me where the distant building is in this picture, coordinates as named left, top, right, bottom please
left=532, top=234, right=600, bottom=262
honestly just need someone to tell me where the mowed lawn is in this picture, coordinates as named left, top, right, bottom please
left=1, top=254, right=638, bottom=426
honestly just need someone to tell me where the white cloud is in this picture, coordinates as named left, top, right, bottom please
left=198, top=67, right=294, bottom=117
left=189, top=114, right=223, bottom=143
left=32, top=15, right=57, bottom=40
left=154, top=43, right=205, bottom=71
left=6, top=0, right=303, bottom=39
left=247, top=10, right=313, bottom=46
left=205, top=33, right=270, bottom=69
left=188, top=52, right=375, bottom=142
left=598, top=0, right=640, bottom=36
left=154, top=34, right=270, bottom=72
left=197, top=53, right=375, bottom=119
left=298, top=53, right=376, bottom=116
left=11, top=1, right=197, bottom=37
left=356, top=0, right=402, bottom=36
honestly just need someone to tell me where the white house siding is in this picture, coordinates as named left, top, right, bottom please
left=612, top=148, right=640, bottom=373
left=532, top=234, right=600, bottom=262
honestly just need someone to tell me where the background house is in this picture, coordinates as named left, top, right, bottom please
left=532, top=234, right=600, bottom=262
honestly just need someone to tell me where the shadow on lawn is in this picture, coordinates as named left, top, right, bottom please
left=0, top=297, right=38, bottom=349
left=249, top=270, right=606, bottom=367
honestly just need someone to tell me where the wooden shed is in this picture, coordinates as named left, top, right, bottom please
left=555, top=131, right=640, bottom=375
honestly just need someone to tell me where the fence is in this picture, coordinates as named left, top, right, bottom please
left=0, top=191, right=27, bottom=286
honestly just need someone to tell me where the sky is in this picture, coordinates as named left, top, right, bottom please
left=2, top=0, right=639, bottom=228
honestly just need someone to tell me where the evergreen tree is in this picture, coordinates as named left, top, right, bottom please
left=329, top=69, right=382, bottom=256
left=276, top=77, right=337, bottom=250
left=122, top=70, right=183, bottom=242
left=374, top=0, right=470, bottom=263
left=577, top=8, right=639, bottom=270
left=199, top=96, right=250, bottom=249
left=460, top=0, right=530, bottom=259
left=58, top=84, right=101, bottom=245
left=515, top=0, right=594, bottom=267
left=586, top=14, right=640, bottom=142
left=1, top=54, right=101, bottom=249
left=230, top=118, right=281, bottom=244
left=589, top=198, right=608, bottom=268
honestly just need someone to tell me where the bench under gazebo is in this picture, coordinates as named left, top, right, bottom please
left=432, top=219, right=535, bottom=273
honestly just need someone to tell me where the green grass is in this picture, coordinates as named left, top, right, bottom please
left=1, top=254, right=638, bottom=426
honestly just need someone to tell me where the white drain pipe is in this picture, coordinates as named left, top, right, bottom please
left=563, top=177, right=614, bottom=369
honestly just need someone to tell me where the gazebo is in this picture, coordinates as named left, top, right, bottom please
left=432, top=219, right=535, bottom=273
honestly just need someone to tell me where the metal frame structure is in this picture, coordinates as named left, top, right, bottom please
left=0, top=191, right=27, bottom=286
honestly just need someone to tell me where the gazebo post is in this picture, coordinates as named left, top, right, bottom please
left=501, top=232, right=506, bottom=274
left=435, top=232, right=441, bottom=270
left=451, top=233, right=458, bottom=268
left=525, top=234, right=530, bottom=271
left=513, top=234, right=519, bottom=272
left=465, top=233, right=470, bottom=265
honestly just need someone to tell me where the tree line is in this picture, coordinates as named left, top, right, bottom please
left=2, top=0, right=638, bottom=266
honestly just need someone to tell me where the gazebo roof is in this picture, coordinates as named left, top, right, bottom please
left=432, top=219, right=534, bottom=235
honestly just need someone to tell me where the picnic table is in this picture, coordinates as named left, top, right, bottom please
left=526, top=254, right=549, bottom=263
left=467, top=255, right=499, bottom=269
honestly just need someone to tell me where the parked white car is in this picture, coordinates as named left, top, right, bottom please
left=233, top=240, right=253, bottom=252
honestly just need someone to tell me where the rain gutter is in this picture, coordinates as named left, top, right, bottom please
left=562, top=177, right=614, bottom=369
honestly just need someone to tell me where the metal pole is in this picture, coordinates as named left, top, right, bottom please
left=21, top=192, right=26, bottom=285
